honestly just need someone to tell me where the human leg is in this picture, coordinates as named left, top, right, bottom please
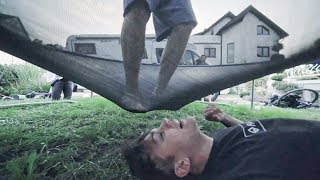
left=153, top=23, right=195, bottom=95
left=121, top=0, right=150, bottom=95
left=51, top=80, right=64, bottom=100
left=63, top=81, right=73, bottom=99
left=121, top=0, right=151, bottom=111
left=150, top=0, right=197, bottom=95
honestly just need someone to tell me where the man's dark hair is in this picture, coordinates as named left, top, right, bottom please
left=121, top=131, right=197, bottom=180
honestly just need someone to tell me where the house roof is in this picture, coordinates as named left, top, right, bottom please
left=216, top=5, right=289, bottom=38
left=194, top=12, right=235, bottom=35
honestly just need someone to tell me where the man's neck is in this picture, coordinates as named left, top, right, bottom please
left=189, top=133, right=214, bottom=175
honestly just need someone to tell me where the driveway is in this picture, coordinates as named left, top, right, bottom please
left=211, top=94, right=253, bottom=105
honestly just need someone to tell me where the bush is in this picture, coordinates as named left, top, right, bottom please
left=272, top=42, right=284, bottom=52
left=0, top=65, right=20, bottom=95
left=240, top=92, right=250, bottom=98
left=0, top=84, right=19, bottom=96
left=271, top=74, right=285, bottom=81
left=228, top=87, right=238, bottom=95
left=272, top=81, right=299, bottom=92
left=270, top=54, right=285, bottom=62
left=0, top=65, right=19, bottom=86
left=0, top=64, right=50, bottom=96
left=244, top=76, right=269, bottom=92
left=11, top=65, right=50, bottom=94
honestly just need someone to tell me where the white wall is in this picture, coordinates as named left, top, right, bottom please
left=203, top=17, right=233, bottom=35
left=190, top=17, right=232, bottom=65
left=194, top=43, right=221, bottom=65
left=221, top=12, right=280, bottom=65
left=189, top=35, right=221, bottom=65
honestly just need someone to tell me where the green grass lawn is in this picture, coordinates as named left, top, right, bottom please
left=0, top=98, right=319, bottom=179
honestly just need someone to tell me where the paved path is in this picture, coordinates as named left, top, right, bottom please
left=215, top=94, right=252, bottom=105
left=199, top=94, right=263, bottom=107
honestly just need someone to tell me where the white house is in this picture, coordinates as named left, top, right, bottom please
left=190, top=5, right=289, bottom=65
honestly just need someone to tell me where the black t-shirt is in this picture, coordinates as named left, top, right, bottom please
left=198, top=118, right=320, bottom=180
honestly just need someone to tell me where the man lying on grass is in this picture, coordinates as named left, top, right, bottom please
left=121, top=105, right=320, bottom=180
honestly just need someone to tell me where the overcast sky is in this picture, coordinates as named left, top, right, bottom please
left=0, top=0, right=319, bottom=63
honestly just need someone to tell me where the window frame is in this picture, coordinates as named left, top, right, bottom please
left=257, top=46, right=270, bottom=57
left=227, top=43, right=235, bottom=64
left=204, top=48, right=216, bottom=58
left=74, top=43, right=97, bottom=54
left=257, top=25, right=270, bottom=35
left=181, top=50, right=195, bottom=65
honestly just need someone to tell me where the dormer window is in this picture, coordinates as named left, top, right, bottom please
left=257, top=25, right=269, bottom=35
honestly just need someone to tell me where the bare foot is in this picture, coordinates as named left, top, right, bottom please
left=152, top=85, right=166, bottom=97
left=121, top=92, right=146, bottom=113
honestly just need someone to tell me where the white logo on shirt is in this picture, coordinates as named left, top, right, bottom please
left=248, top=127, right=260, bottom=134
left=239, top=120, right=266, bottom=137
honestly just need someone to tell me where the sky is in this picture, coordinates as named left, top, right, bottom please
left=0, top=0, right=319, bottom=64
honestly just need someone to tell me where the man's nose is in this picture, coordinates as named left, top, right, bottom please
left=159, top=118, right=172, bottom=130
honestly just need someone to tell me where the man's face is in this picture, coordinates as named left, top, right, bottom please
left=144, top=117, right=201, bottom=161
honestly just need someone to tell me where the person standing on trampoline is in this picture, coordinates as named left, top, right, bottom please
left=121, top=0, right=197, bottom=110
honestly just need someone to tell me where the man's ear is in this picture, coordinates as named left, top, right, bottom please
left=174, top=158, right=190, bottom=178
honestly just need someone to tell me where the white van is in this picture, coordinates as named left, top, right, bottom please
left=65, top=34, right=202, bottom=65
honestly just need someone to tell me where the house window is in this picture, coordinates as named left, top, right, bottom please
left=74, top=43, right=96, bottom=54
left=257, top=25, right=269, bottom=35
left=227, top=43, right=234, bottom=63
left=204, top=48, right=216, bottom=58
left=257, top=46, right=270, bottom=57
